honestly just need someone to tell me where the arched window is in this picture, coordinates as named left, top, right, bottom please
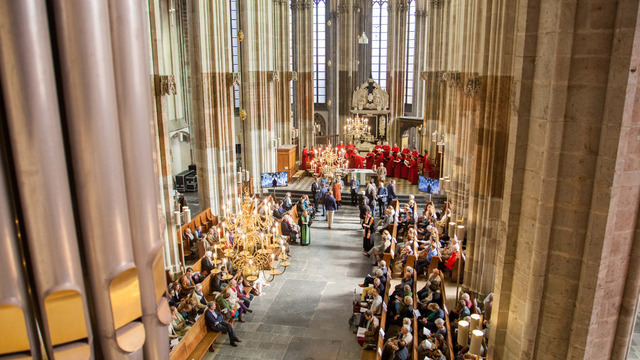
left=230, top=0, right=240, bottom=108
left=313, top=0, right=326, bottom=104
left=405, top=0, right=416, bottom=105
left=372, top=1, right=388, bottom=89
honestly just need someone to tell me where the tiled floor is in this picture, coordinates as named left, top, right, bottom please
left=204, top=203, right=371, bottom=360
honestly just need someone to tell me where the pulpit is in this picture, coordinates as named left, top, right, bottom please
left=277, top=145, right=297, bottom=180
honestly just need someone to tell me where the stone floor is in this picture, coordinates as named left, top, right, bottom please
left=205, top=203, right=372, bottom=360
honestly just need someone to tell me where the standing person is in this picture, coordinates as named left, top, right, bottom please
left=301, top=146, right=309, bottom=170
left=366, top=182, right=377, bottom=220
left=409, top=156, right=419, bottom=185
left=401, top=155, right=410, bottom=179
left=300, top=210, right=311, bottom=246
left=362, top=210, right=375, bottom=251
left=325, top=190, right=338, bottom=229
left=333, top=177, right=343, bottom=208
left=204, top=302, right=240, bottom=347
left=350, top=175, right=360, bottom=206
left=387, top=180, right=397, bottom=207
left=393, top=154, right=403, bottom=179
left=377, top=164, right=387, bottom=182
left=311, top=178, right=321, bottom=211
left=359, top=196, right=371, bottom=223
left=320, top=183, right=329, bottom=217
left=376, top=182, right=388, bottom=218
left=366, top=149, right=375, bottom=169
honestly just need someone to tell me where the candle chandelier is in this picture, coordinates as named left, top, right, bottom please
left=216, top=192, right=290, bottom=283
left=309, top=143, right=348, bottom=179
left=344, top=114, right=373, bottom=141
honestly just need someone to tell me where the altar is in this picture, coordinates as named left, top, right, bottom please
left=349, top=79, right=390, bottom=153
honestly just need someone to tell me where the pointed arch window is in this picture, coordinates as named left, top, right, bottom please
left=371, top=1, right=388, bottom=89
left=405, top=0, right=416, bottom=105
left=313, top=0, right=326, bottom=104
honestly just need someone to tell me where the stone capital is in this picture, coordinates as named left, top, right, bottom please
left=269, top=71, right=280, bottom=83
left=226, top=72, right=241, bottom=88
left=416, top=9, right=428, bottom=17
left=288, top=71, right=298, bottom=82
left=430, top=0, right=446, bottom=9
left=464, top=76, right=482, bottom=97
left=156, top=75, right=177, bottom=96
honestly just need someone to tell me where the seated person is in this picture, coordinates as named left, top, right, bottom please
left=179, top=268, right=197, bottom=297
left=418, top=283, right=442, bottom=308
left=363, top=231, right=393, bottom=262
left=166, top=285, right=181, bottom=307
left=393, top=244, right=415, bottom=274
left=368, top=288, right=384, bottom=315
left=448, top=300, right=471, bottom=325
left=376, top=206, right=395, bottom=233
left=170, top=305, right=191, bottom=337
left=417, top=269, right=441, bottom=300
left=203, top=302, right=240, bottom=347
left=281, top=212, right=299, bottom=243
left=201, top=251, right=215, bottom=276
left=382, top=325, right=412, bottom=360
left=362, top=278, right=385, bottom=300
left=390, top=268, right=414, bottom=300
left=388, top=296, right=414, bottom=326
left=396, top=204, right=414, bottom=236
left=187, top=284, right=208, bottom=313
left=272, top=200, right=285, bottom=219
left=416, top=242, right=440, bottom=276
left=389, top=285, right=413, bottom=316
left=359, top=310, right=380, bottom=348
left=359, top=268, right=385, bottom=288
left=418, top=303, right=444, bottom=334
left=283, top=192, right=293, bottom=210
left=418, top=334, right=447, bottom=360
left=439, top=245, right=461, bottom=276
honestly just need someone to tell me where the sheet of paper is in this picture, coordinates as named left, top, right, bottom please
left=170, top=339, right=179, bottom=347
left=423, top=327, right=431, bottom=336
left=360, top=307, right=367, bottom=313
left=379, top=328, right=385, bottom=339
left=357, top=327, right=366, bottom=337
left=413, top=309, right=421, bottom=318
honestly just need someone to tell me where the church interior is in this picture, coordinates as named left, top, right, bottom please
left=1, top=0, right=640, bottom=359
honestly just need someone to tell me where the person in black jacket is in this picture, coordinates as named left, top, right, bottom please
left=386, top=180, right=397, bottom=207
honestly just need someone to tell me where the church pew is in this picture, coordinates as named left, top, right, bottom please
left=383, top=200, right=400, bottom=272
left=450, top=253, right=465, bottom=283
left=412, top=259, right=419, bottom=360
left=427, top=256, right=442, bottom=276
left=169, top=314, right=219, bottom=360
left=438, top=270, right=455, bottom=360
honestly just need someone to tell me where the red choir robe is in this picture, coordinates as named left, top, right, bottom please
left=393, top=156, right=403, bottom=178
left=336, top=144, right=345, bottom=153
left=355, top=155, right=365, bottom=169
left=411, top=150, right=419, bottom=159
left=302, top=148, right=309, bottom=170
left=424, top=157, right=435, bottom=179
left=365, top=152, right=375, bottom=169
left=385, top=155, right=394, bottom=177
left=309, top=148, right=316, bottom=162
left=374, top=154, right=384, bottom=169
left=402, top=147, right=410, bottom=155
left=382, top=144, right=391, bottom=157
left=401, top=157, right=410, bottom=179
left=391, top=146, right=400, bottom=154
left=409, top=159, right=419, bottom=185
left=346, top=143, right=356, bottom=154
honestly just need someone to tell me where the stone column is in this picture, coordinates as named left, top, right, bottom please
left=238, top=0, right=278, bottom=190
left=337, top=2, right=355, bottom=143
left=386, top=0, right=409, bottom=144
left=147, top=0, right=181, bottom=274
left=412, top=0, right=428, bottom=119
left=291, top=0, right=315, bottom=151
left=326, top=2, right=338, bottom=137
left=273, top=0, right=292, bottom=143
left=188, top=0, right=238, bottom=212
left=490, top=0, right=640, bottom=359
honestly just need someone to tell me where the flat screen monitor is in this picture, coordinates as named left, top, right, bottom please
left=418, top=176, right=440, bottom=195
left=260, top=172, right=289, bottom=188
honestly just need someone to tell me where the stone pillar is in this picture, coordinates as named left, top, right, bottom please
left=187, top=0, right=238, bottom=212
left=327, top=2, right=339, bottom=137
left=412, top=0, right=428, bottom=119
left=147, top=0, right=181, bottom=274
left=273, top=0, right=292, bottom=143
left=386, top=0, right=409, bottom=144
left=291, top=0, right=315, bottom=151
left=337, top=2, right=355, bottom=142
left=490, top=0, right=640, bottom=359
left=238, top=0, right=278, bottom=190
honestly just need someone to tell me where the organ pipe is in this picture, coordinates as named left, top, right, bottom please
left=0, top=0, right=94, bottom=357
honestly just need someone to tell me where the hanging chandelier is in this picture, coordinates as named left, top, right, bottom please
left=216, top=194, right=290, bottom=283
left=344, top=114, right=373, bottom=141
left=309, top=143, right=348, bottom=179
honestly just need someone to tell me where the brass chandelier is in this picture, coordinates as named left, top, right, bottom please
left=344, top=114, right=373, bottom=141
left=216, top=193, right=290, bottom=283
left=309, top=143, right=348, bottom=179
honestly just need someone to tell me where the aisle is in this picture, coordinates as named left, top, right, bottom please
left=208, top=203, right=372, bottom=360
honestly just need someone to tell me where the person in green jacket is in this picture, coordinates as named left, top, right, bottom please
left=300, top=209, right=310, bottom=246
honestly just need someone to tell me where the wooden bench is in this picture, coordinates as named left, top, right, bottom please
left=438, top=270, right=455, bottom=360
left=169, top=315, right=219, bottom=360
left=450, top=253, right=465, bottom=283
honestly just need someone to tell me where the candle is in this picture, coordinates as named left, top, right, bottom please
left=469, top=329, right=484, bottom=355
left=470, top=313, right=482, bottom=330
left=457, top=320, right=469, bottom=346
